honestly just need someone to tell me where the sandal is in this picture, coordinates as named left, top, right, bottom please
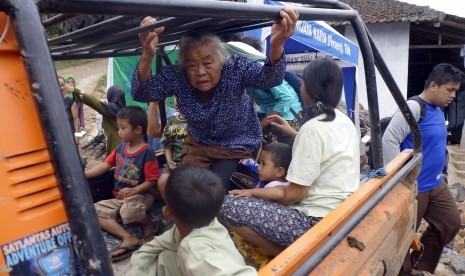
left=110, top=245, right=141, bottom=262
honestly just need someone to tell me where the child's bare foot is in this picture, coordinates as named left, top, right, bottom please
left=110, top=235, right=141, bottom=262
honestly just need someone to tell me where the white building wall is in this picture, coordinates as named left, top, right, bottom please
left=345, top=22, right=410, bottom=118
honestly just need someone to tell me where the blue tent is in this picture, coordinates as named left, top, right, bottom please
left=245, top=0, right=359, bottom=122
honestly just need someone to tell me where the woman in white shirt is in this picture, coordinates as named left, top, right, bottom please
left=219, top=58, right=360, bottom=256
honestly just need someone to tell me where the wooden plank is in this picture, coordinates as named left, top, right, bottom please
left=313, top=180, right=415, bottom=275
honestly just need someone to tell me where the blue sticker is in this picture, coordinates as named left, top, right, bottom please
left=37, top=247, right=72, bottom=275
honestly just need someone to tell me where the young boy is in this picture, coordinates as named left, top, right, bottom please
left=160, top=97, right=187, bottom=172
left=257, top=142, right=292, bottom=188
left=232, top=142, right=292, bottom=197
left=85, top=106, right=159, bottom=262
left=128, top=165, right=256, bottom=275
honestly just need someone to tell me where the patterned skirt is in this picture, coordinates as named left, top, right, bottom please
left=219, top=194, right=321, bottom=247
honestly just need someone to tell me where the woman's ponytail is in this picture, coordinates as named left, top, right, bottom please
left=301, top=58, right=343, bottom=123
left=302, top=101, right=335, bottom=124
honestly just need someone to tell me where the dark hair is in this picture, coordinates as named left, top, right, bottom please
left=178, top=33, right=230, bottom=67
left=165, top=165, right=225, bottom=228
left=240, top=36, right=264, bottom=53
left=104, top=85, right=126, bottom=117
left=116, top=106, right=148, bottom=134
left=262, top=142, right=292, bottom=172
left=301, top=58, right=343, bottom=123
left=424, top=63, right=465, bottom=90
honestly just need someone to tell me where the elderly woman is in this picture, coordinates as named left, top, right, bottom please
left=131, top=8, right=298, bottom=187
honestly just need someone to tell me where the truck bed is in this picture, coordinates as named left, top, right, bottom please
left=260, top=150, right=418, bottom=275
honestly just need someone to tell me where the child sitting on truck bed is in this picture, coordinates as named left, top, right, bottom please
left=230, top=142, right=293, bottom=269
left=128, top=165, right=256, bottom=275
left=85, top=106, right=159, bottom=262
left=160, top=96, right=187, bottom=173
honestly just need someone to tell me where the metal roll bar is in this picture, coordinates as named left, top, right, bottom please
left=38, top=0, right=357, bottom=21
left=47, top=15, right=136, bottom=46
left=1, top=0, right=114, bottom=274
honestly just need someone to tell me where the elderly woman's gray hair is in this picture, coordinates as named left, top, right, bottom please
left=178, top=33, right=230, bottom=67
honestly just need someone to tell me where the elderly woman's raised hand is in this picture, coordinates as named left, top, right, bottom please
left=138, top=17, right=165, bottom=82
left=269, top=7, right=299, bottom=63
left=139, top=17, right=165, bottom=58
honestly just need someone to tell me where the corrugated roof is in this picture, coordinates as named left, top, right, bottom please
left=339, top=0, right=446, bottom=24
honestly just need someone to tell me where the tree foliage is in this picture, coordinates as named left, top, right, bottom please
left=41, top=14, right=67, bottom=39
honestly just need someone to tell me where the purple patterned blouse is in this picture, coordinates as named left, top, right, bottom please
left=131, top=54, right=286, bottom=153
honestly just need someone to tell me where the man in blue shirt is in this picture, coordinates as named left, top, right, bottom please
left=383, top=63, right=465, bottom=275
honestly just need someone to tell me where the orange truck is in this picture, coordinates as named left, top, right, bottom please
left=0, top=0, right=423, bottom=275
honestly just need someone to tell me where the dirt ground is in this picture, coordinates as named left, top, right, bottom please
left=57, top=58, right=108, bottom=169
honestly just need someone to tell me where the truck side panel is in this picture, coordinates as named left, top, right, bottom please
left=313, top=178, right=415, bottom=275
left=0, top=13, right=78, bottom=275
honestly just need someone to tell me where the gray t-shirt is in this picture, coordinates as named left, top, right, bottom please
left=382, top=100, right=422, bottom=164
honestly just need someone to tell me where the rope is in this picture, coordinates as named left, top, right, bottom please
left=0, top=16, right=10, bottom=45
left=360, top=165, right=387, bottom=181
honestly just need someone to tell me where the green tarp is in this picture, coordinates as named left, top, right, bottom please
left=111, top=50, right=178, bottom=109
